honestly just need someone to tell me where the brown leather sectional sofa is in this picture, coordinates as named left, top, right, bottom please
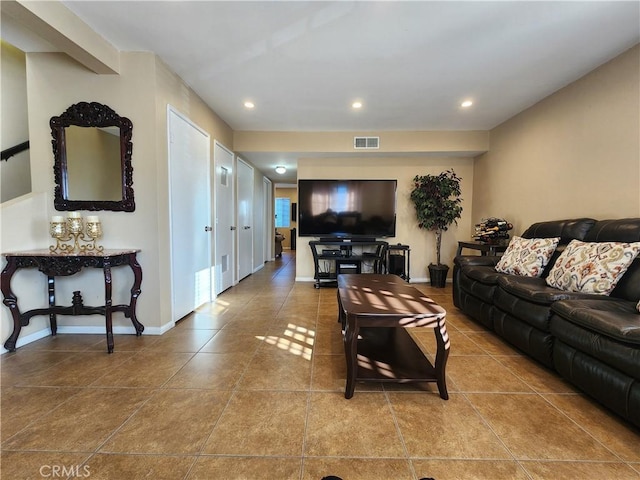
left=453, top=218, right=640, bottom=427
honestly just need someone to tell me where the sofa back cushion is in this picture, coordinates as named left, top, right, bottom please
left=522, top=218, right=596, bottom=245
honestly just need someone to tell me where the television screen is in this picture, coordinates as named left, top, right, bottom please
left=298, top=179, right=397, bottom=238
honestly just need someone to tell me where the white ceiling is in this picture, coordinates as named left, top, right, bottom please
left=8, top=1, right=640, bottom=182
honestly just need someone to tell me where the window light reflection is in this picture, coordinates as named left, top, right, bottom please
left=256, top=323, right=315, bottom=361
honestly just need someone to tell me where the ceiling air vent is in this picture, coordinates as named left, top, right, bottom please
left=354, top=136, right=379, bottom=149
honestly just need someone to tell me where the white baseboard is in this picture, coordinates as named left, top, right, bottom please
left=0, top=323, right=170, bottom=355
left=295, top=277, right=315, bottom=283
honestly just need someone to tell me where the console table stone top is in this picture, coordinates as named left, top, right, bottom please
left=2, top=248, right=140, bottom=257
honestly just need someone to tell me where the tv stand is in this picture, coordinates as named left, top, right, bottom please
left=309, top=240, right=388, bottom=288
left=318, top=237, right=377, bottom=243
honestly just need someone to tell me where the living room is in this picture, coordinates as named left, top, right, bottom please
left=2, top=1, right=639, bottom=343
left=1, top=2, right=639, bottom=478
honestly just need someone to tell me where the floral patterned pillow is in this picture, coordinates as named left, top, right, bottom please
left=495, top=236, right=560, bottom=277
left=546, top=240, right=640, bottom=295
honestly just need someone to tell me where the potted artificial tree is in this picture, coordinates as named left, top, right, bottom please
left=410, top=169, right=463, bottom=287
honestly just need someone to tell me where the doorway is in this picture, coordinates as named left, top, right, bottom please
left=167, top=106, right=213, bottom=322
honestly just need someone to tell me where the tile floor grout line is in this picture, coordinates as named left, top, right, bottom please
left=0, top=384, right=90, bottom=447
left=459, top=390, right=522, bottom=464
left=383, top=388, right=420, bottom=480
left=535, top=390, right=631, bottom=464
left=87, top=386, right=165, bottom=456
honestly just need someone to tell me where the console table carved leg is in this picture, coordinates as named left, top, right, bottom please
left=127, top=253, right=144, bottom=335
left=1, top=257, right=21, bottom=352
left=47, top=276, right=58, bottom=336
left=103, top=259, right=114, bottom=353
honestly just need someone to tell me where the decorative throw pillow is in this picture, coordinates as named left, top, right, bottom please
left=495, top=236, right=560, bottom=277
left=546, top=240, right=640, bottom=295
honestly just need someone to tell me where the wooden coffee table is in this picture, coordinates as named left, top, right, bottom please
left=337, top=274, right=450, bottom=399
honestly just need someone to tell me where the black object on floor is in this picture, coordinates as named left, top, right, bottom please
left=322, top=477, right=435, bottom=480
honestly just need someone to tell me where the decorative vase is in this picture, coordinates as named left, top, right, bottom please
left=428, top=263, right=449, bottom=288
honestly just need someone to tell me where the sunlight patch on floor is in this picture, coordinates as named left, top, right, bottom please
left=256, top=323, right=315, bottom=360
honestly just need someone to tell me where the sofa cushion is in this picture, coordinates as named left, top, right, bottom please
left=551, top=299, right=640, bottom=345
left=583, top=218, right=640, bottom=243
left=546, top=240, right=640, bottom=295
left=497, top=275, right=598, bottom=305
left=495, top=236, right=559, bottom=277
left=551, top=300, right=640, bottom=382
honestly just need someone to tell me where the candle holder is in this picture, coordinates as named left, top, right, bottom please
left=49, top=214, right=104, bottom=254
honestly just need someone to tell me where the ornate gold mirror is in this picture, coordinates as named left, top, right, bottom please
left=51, top=102, right=135, bottom=211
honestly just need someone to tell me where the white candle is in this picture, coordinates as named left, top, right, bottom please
left=68, top=211, right=81, bottom=218
left=86, top=216, right=100, bottom=223
left=51, top=216, right=64, bottom=223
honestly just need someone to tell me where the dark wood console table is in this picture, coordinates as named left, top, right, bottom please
left=337, top=274, right=449, bottom=399
left=1, top=249, right=143, bottom=353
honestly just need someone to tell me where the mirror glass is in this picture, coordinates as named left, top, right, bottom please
left=51, top=102, right=135, bottom=212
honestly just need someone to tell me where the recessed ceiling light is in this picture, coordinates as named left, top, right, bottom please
left=352, top=101, right=363, bottom=109
left=244, top=101, right=255, bottom=109
left=275, top=166, right=286, bottom=174
left=461, top=100, right=473, bottom=108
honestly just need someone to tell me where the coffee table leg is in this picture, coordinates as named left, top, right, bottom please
left=343, top=316, right=358, bottom=399
left=434, top=317, right=450, bottom=400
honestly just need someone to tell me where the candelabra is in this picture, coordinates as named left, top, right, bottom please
left=50, top=212, right=104, bottom=254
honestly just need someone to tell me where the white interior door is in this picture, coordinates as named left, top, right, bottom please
left=264, top=178, right=273, bottom=260
left=214, top=141, right=235, bottom=293
left=168, top=107, right=212, bottom=322
left=236, top=157, right=254, bottom=280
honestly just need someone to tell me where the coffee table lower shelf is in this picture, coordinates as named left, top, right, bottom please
left=350, top=327, right=442, bottom=390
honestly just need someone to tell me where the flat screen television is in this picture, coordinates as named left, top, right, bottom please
left=298, top=179, right=397, bottom=238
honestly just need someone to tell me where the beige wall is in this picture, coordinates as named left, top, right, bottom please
left=473, top=44, right=640, bottom=235
left=0, top=49, right=235, bottom=349
left=153, top=56, right=233, bottom=330
left=1, top=41, right=31, bottom=202
left=235, top=130, right=489, bottom=156
left=296, top=156, right=474, bottom=282
left=1, top=51, right=161, bottom=346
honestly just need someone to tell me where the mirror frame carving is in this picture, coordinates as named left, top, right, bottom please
left=51, top=101, right=135, bottom=212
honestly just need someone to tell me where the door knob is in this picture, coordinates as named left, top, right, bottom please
left=204, top=226, right=213, bottom=232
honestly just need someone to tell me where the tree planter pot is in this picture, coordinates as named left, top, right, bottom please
left=428, top=263, right=449, bottom=288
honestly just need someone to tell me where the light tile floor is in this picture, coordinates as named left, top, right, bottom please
left=1, top=251, right=639, bottom=479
